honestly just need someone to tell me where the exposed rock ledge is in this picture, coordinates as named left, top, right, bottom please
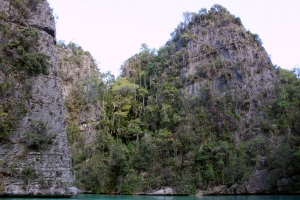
left=1, top=186, right=81, bottom=197
left=149, top=187, right=174, bottom=195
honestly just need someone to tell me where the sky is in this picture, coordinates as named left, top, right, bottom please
left=48, top=0, right=300, bottom=77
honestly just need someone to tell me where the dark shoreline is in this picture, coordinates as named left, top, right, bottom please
left=1, top=192, right=300, bottom=198
left=81, top=192, right=300, bottom=196
left=0, top=194, right=74, bottom=198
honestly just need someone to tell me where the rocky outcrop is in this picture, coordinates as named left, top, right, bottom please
left=57, top=44, right=98, bottom=101
left=177, top=6, right=278, bottom=115
left=0, top=0, right=77, bottom=196
left=197, top=185, right=227, bottom=196
left=149, top=187, right=174, bottom=195
left=56, top=42, right=103, bottom=190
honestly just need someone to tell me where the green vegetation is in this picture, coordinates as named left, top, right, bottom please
left=0, top=102, right=26, bottom=140
left=264, top=68, right=300, bottom=189
left=21, top=167, right=38, bottom=185
left=4, top=27, right=50, bottom=75
left=72, top=63, right=299, bottom=193
left=63, top=5, right=300, bottom=194
left=23, top=121, right=56, bottom=150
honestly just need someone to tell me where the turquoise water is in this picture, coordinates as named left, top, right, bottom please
left=1, top=194, right=300, bottom=200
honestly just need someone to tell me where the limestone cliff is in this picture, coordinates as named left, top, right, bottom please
left=0, top=0, right=77, bottom=196
left=173, top=6, right=279, bottom=148
left=56, top=43, right=103, bottom=171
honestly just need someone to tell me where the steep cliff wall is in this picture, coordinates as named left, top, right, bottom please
left=0, top=0, right=77, bottom=196
left=56, top=43, right=103, bottom=176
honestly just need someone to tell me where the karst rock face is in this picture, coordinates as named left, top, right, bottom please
left=175, top=6, right=279, bottom=142
left=0, top=0, right=78, bottom=196
left=176, top=8, right=278, bottom=108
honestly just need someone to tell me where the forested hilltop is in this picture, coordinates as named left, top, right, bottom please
left=58, top=4, right=300, bottom=195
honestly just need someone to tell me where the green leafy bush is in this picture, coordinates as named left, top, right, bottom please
left=21, top=167, right=38, bottom=185
left=23, top=121, right=56, bottom=150
left=3, top=28, right=50, bottom=76
left=0, top=102, right=27, bottom=141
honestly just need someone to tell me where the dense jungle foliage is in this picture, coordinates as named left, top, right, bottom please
left=61, top=5, right=300, bottom=194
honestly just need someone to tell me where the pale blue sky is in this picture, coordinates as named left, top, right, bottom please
left=48, top=0, right=300, bottom=77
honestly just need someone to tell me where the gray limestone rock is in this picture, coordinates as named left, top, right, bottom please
left=150, top=187, right=174, bottom=195
left=245, top=169, right=271, bottom=193
left=0, top=0, right=77, bottom=196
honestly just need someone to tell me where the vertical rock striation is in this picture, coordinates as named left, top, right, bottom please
left=0, top=0, right=77, bottom=196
